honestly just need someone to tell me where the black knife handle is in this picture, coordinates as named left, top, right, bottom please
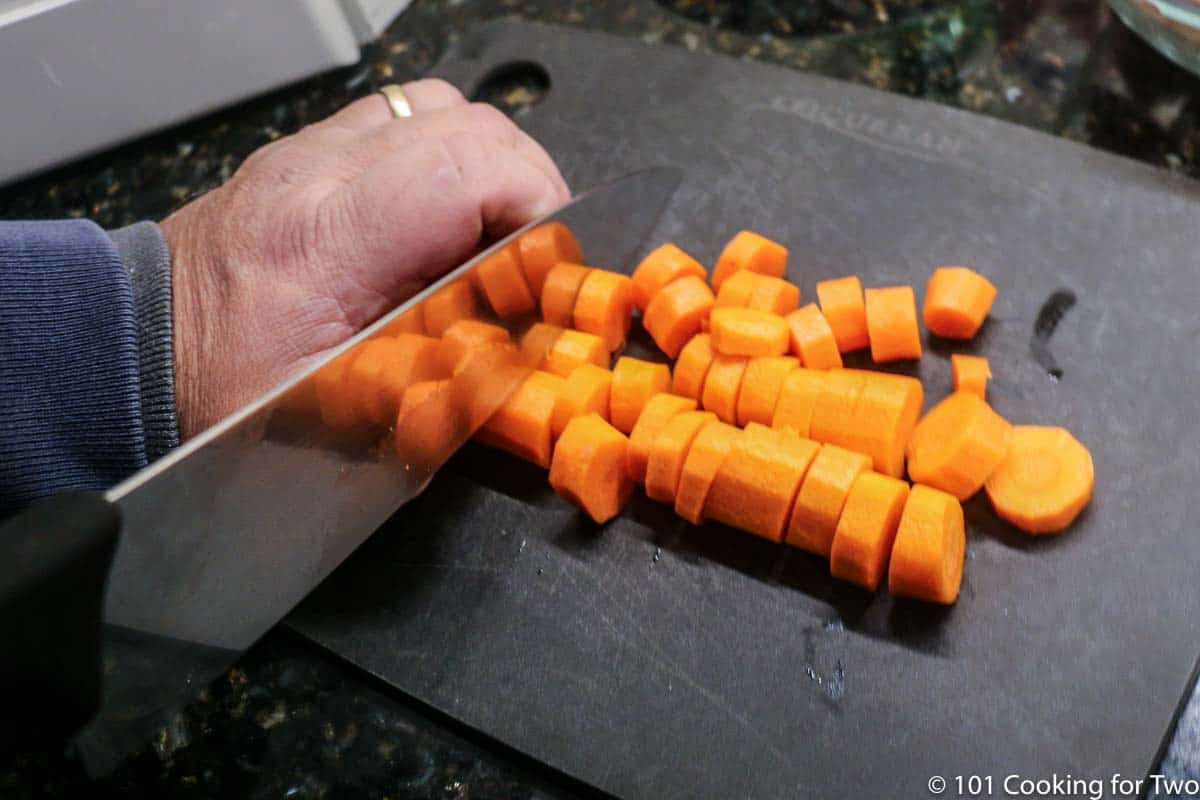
left=0, top=493, right=120, bottom=751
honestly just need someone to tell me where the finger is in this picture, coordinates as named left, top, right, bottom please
left=320, top=78, right=468, bottom=133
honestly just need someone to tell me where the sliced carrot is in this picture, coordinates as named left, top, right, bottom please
left=574, top=269, right=634, bottom=351
left=707, top=424, right=820, bottom=542
left=855, top=371, right=924, bottom=478
left=449, top=341, right=525, bottom=428
left=544, top=329, right=608, bottom=377
left=865, top=286, right=922, bottom=362
left=518, top=222, right=583, bottom=296
left=476, top=370, right=564, bottom=468
left=736, top=356, right=799, bottom=427
left=627, top=393, right=697, bottom=483
left=422, top=279, right=479, bottom=338
left=540, top=263, right=592, bottom=328
left=550, top=363, right=613, bottom=439
left=643, top=275, right=715, bottom=359
left=609, top=356, right=672, bottom=434
left=372, top=334, right=444, bottom=426
left=786, top=305, right=843, bottom=369
left=984, top=425, right=1093, bottom=534
left=549, top=413, right=634, bottom=524
left=477, top=242, right=535, bottom=318
left=923, top=266, right=997, bottom=339
left=645, top=410, right=717, bottom=503
left=519, top=322, right=565, bottom=369
left=888, top=484, right=965, bottom=604
left=380, top=309, right=425, bottom=336
left=785, top=443, right=872, bottom=557
left=771, top=368, right=826, bottom=438
left=316, top=349, right=364, bottom=430
left=440, top=320, right=511, bottom=374
left=711, top=230, right=788, bottom=291
left=342, top=339, right=402, bottom=426
left=394, top=378, right=464, bottom=472
left=808, top=368, right=871, bottom=457
left=951, top=354, right=991, bottom=399
left=816, top=276, right=869, bottom=353
left=829, top=473, right=911, bottom=591
left=700, top=354, right=750, bottom=424
left=907, top=392, right=1011, bottom=500
left=709, top=308, right=790, bottom=357
left=671, top=334, right=715, bottom=401
left=631, top=243, right=707, bottom=312
left=674, top=420, right=740, bottom=524
left=714, top=270, right=800, bottom=315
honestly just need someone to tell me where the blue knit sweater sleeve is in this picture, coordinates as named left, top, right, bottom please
left=0, top=220, right=147, bottom=515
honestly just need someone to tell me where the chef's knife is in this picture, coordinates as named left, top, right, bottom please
left=0, top=166, right=681, bottom=775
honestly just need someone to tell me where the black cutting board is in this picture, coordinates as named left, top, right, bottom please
left=287, top=20, right=1200, bottom=799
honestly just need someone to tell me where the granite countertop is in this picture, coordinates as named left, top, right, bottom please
left=3, top=0, right=1200, bottom=797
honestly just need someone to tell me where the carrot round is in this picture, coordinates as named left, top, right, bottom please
left=709, top=308, right=789, bottom=357
left=706, top=424, right=820, bottom=542
left=645, top=410, right=717, bottom=503
left=476, top=370, right=564, bottom=468
left=631, top=243, right=707, bottom=312
left=544, top=329, right=609, bottom=377
left=519, top=322, right=564, bottom=369
left=951, top=354, right=991, bottom=398
left=550, top=363, right=613, bottom=440
left=923, top=266, right=997, bottom=339
left=671, top=333, right=715, bottom=401
left=371, top=334, right=444, bottom=426
left=448, top=341, right=525, bottom=428
left=711, top=230, right=788, bottom=291
left=907, top=392, right=1011, bottom=500
left=674, top=420, right=740, bottom=524
left=786, top=305, right=843, bottom=370
left=700, top=354, right=750, bottom=424
left=440, top=320, right=511, bottom=374
left=609, top=356, right=672, bottom=434
left=316, top=349, right=365, bottom=430
left=736, top=356, right=798, bottom=427
left=808, top=368, right=870, bottom=457
left=855, top=371, right=924, bottom=478
left=549, top=413, right=634, bottom=524
left=626, top=393, right=697, bottom=483
left=816, top=276, right=869, bottom=353
left=984, top=425, right=1094, bottom=534
left=394, top=378, right=464, bottom=472
left=829, top=472, right=911, bottom=591
left=422, top=279, right=479, bottom=338
left=517, top=222, right=583, bottom=297
left=714, top=270, right=801, bottom=315
left=771, top=368, right=826, bottom=438
left=888, top=484, right=965, bottom=605
left=643, top=275, right=715, bottom=359
left=338, top=339, right=398, bottom=427
left=380, top=310, right=425, bottom=336
left=540, top=263, right=592, bottom=328
left=865, top=285, right=922, bottom=362
left=574, top=269, right=634, bottom=351
left=785, top=443, right=872, bottom=557
left=477, top=242, right=536, bottom=318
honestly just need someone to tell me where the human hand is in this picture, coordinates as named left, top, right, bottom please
left=161, top=79, right=570, bottom=438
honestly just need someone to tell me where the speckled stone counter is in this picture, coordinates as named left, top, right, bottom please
left=3, top=0, right=1199, bottom=797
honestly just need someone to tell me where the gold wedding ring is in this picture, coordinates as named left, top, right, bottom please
left=379, top=84, right=413, bottom=119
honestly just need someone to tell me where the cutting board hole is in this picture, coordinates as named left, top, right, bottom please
left=470, top=61, right=550, bottom=116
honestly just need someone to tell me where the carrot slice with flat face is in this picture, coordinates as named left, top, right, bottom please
left=671, top=334, right=715, bottom=400
left=518, top=222, right=583, bottom=297
left=316, top=349, right=365, bottom=430
left=540, top=263, right=592, bottom=328
left=631, top=243, right=708, bottom=312
left=808, top=368, right=871, bottom=456
left=519, top=322, right=565, bottom=369
left=951, top=354, right=991, bottom=398
left=785, top=443, right=872, bottom=556
left=772, top=368, right=826, bottom=438
left=477, top=242, right=535, bottom=318
left=674, top=420, right=741, bottom=524
left=923, top=266, right=997, bottom=339
left=339, top=339, right=400, bottom=427
left=449, top=341, right=525, bottom=428
left=888, top=484, right=965, bottom=604
left=785, top=305, right=843, bottom=369
left=372, top=334, right=444, bottom=426
left=830, top=472, right=911, bottom=591
left=709, top=308, right=790, bottom=357
left=737, top=356, right=799, bottom=427
left=380, top=309, right=425, bottom=336
left=907, top=391, right=1011, bottom=500
left=700, top=354, right=749, bottom=424
left=476, top=370, right=564, bottom=468
left=550, top=364, right=613, bottom=440
left=544, top=329, right=608, bottom=377
left=574, top=269, right=634, bottom=351
left=626, top=393, right=697, bottom=483
left=816, top=276, right=869, bottom=353
left=643, top=275, right=715, bottom=359
left=711, top=230, right=788, bottom=291
left=706, top=424, right=820, bottom=542
left=645, top=410, right=717, bottom=503
left=440, top=320, right=511, bottom=374
left=422, top=279, right=479, bottom=338
left=855, top=370, right=924, bottom=478
left=984, top=425, right=1093, bottom=534
left=394, top=378, right=465, bottom=472
left=550, top=413, right=634, bottom=524
left=609, top=356, right=671, bottom=434
left=865, top=285, right=922, bottom=362
left=714, top=270, right=800, bottom=315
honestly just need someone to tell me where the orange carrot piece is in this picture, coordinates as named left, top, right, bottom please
left=865, top=286, right=922, bottom=362
left=439, top=320, right=511, bottom=374
left=674, top=420, right=740, bottom=524
left=394, top=378, right=465, bottom=472
left=714, top=270, right=800, bottom=315
left=771, top=368, right=826, bottom=438
left=476, top=370, right=564, bottom=468
left=829, top=473, right=911, bottom=591
left=550, top=364, right=613, bottom=440
left=316, top=349, right=365, bottom=430
left=371, top=334, right=444, bottom=426
left=808, top=368, right=871, bottom=456
left=643, top=275, right=715, bottom=359
left=631, top=243, right=707, bottom=312
left=709, top=308, right=789, bottom=358
left=707, top=424, right=820, bottom=542
left=700, top=354, right=749, bottom=424
left=923, top=266, right=997, bottom=340
left=380, top=309, right=425, bottom=336
left=610, top=356, right=672, bottom=434
left=549, top=413, right=634, bottom=524
left=907, top=392, right=1011, bottom=500
left=984, top=426, right=1094, bottom=534
left=671, top=334, right=715, bottom=400
left=519, top=322, right=565, bottom=369
left=574, top=269, right=633, bottom=351
left=477, top=242, right=535, bottom=318
left=544, top=329, right=608, bottom=377
left=711, top=230, right=788, bottom=291
left=855, top=371, right=924, bottom=478
left=626, top=393, right=697, bottom=483
left=888, top=484, right=965, bottom=604
left=540, top=263, right=592, bottom=327
left=785, top=443, right=872, bottom=557
left=786, top=305, right=843, bottom=369
left=951, top=354, right=991, bottom=398
left=816, top=276, right=869, bottom=353
left=518, top=222, right=583, bottom=297
left=422, top=279, right=479, bottom=338
left=449, top=341, right=525, bottom=428
left=331, top=339, right=394, bottom=427
left=645, top=410, right=717, bottom=503
left=736, top=356, right=799, bottom=427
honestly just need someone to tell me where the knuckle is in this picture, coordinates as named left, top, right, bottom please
left=464, top=102, right=517, bottom=139
left=408, top=77, right=466, bottom=107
